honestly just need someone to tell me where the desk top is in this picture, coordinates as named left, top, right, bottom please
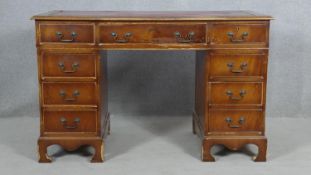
left=32, top=10, right=272, bottom=21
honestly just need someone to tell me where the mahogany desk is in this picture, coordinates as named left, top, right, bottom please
left=32, top=11, right=272, bottom=163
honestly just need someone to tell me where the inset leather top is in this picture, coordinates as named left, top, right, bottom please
left=31, top=10, right=273, bottom=21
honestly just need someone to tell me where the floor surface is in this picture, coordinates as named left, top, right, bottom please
left=0, top=115, right=310, bottom=175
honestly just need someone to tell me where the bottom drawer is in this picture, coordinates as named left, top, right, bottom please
left=43, top=110, right=97, bottom=133
left=209, top=109, right=263, bottom=134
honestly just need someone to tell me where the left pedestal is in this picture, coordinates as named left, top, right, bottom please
left=35, top=39, right=109, bottom=162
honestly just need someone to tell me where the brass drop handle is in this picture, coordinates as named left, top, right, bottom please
left=111, top=32, right=132, bottom=43
left=55, top=31, right=77, bottom=42
left=60, top=117, right=80, bottom=129
left=227, top=31, right=248, bottom=43
left=225, top=117, right=245, bottom=128
left=227, top=62, right=248, bottom=73
left=59, top=90, right=80, bottom=102
left=226, top=90, right=246, bottom=100
left=58, top=62, right=79, bottom=73
left=174, top=31, right=195, bottom=43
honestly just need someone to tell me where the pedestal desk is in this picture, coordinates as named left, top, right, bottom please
left=31, top=11, right=272, bottom=162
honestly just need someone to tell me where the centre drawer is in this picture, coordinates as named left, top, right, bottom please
left=43, top=110, right=97, bottom=133
left=42, top=82, right=97, bottom=106
left=209, top=82, right=263, bottom=106
left=209, top=109, right=263, bottom=134
left=99, top=23, right=207, bottom=44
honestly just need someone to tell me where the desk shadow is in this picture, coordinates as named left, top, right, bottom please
left=211, top=145, right=257, bottom=161
left=48, top=145, right=94, bottom=161
left=104, top=114, right=155, bottom=160
left=105, top=114, right=201, bottom=161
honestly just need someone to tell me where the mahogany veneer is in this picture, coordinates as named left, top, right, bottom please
left=32, top=10, right=272, bottom=163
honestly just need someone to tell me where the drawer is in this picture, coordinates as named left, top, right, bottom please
left=42, top=82, right=97, bottom=106
left=43, top=110, right=97, bottom=133
left=99, top=23, right=206, bottom=44
left=209, top=52, right=266, bottom=79
left=41, top=52, right=97, bottom=78
left=208, top=22, right=268, bottom=46
left=209, top=82, right=263, bottom=106
left=209, top=109, right=263, bottom=133
left=39, top=22, right=95, bottom=44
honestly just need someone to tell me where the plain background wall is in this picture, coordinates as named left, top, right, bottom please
left=0, top=0, right=310, bottom=118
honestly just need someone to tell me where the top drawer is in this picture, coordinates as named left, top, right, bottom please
left=99, top=23, right=207, bottom=44
left=38, top=22, right=95, bottom=44
left=208, top=21, right=269, bottom=47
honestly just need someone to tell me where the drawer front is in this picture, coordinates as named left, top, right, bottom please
left=39, top=22, right=95, bottom=44
left=42, top=82, right=97, bottom=105
left=209, top=52, right=265, bottom=78
left=209, top=82, right=263, bottom=106
left=209, top=110, right=263, bottom=133
left=41, top=52, right=97, bottom=78
left=43, top=110, right=97, bottom=133
left=209, top=22, right=268, bottom=45
left=99, top=23, right=206, bottom=44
